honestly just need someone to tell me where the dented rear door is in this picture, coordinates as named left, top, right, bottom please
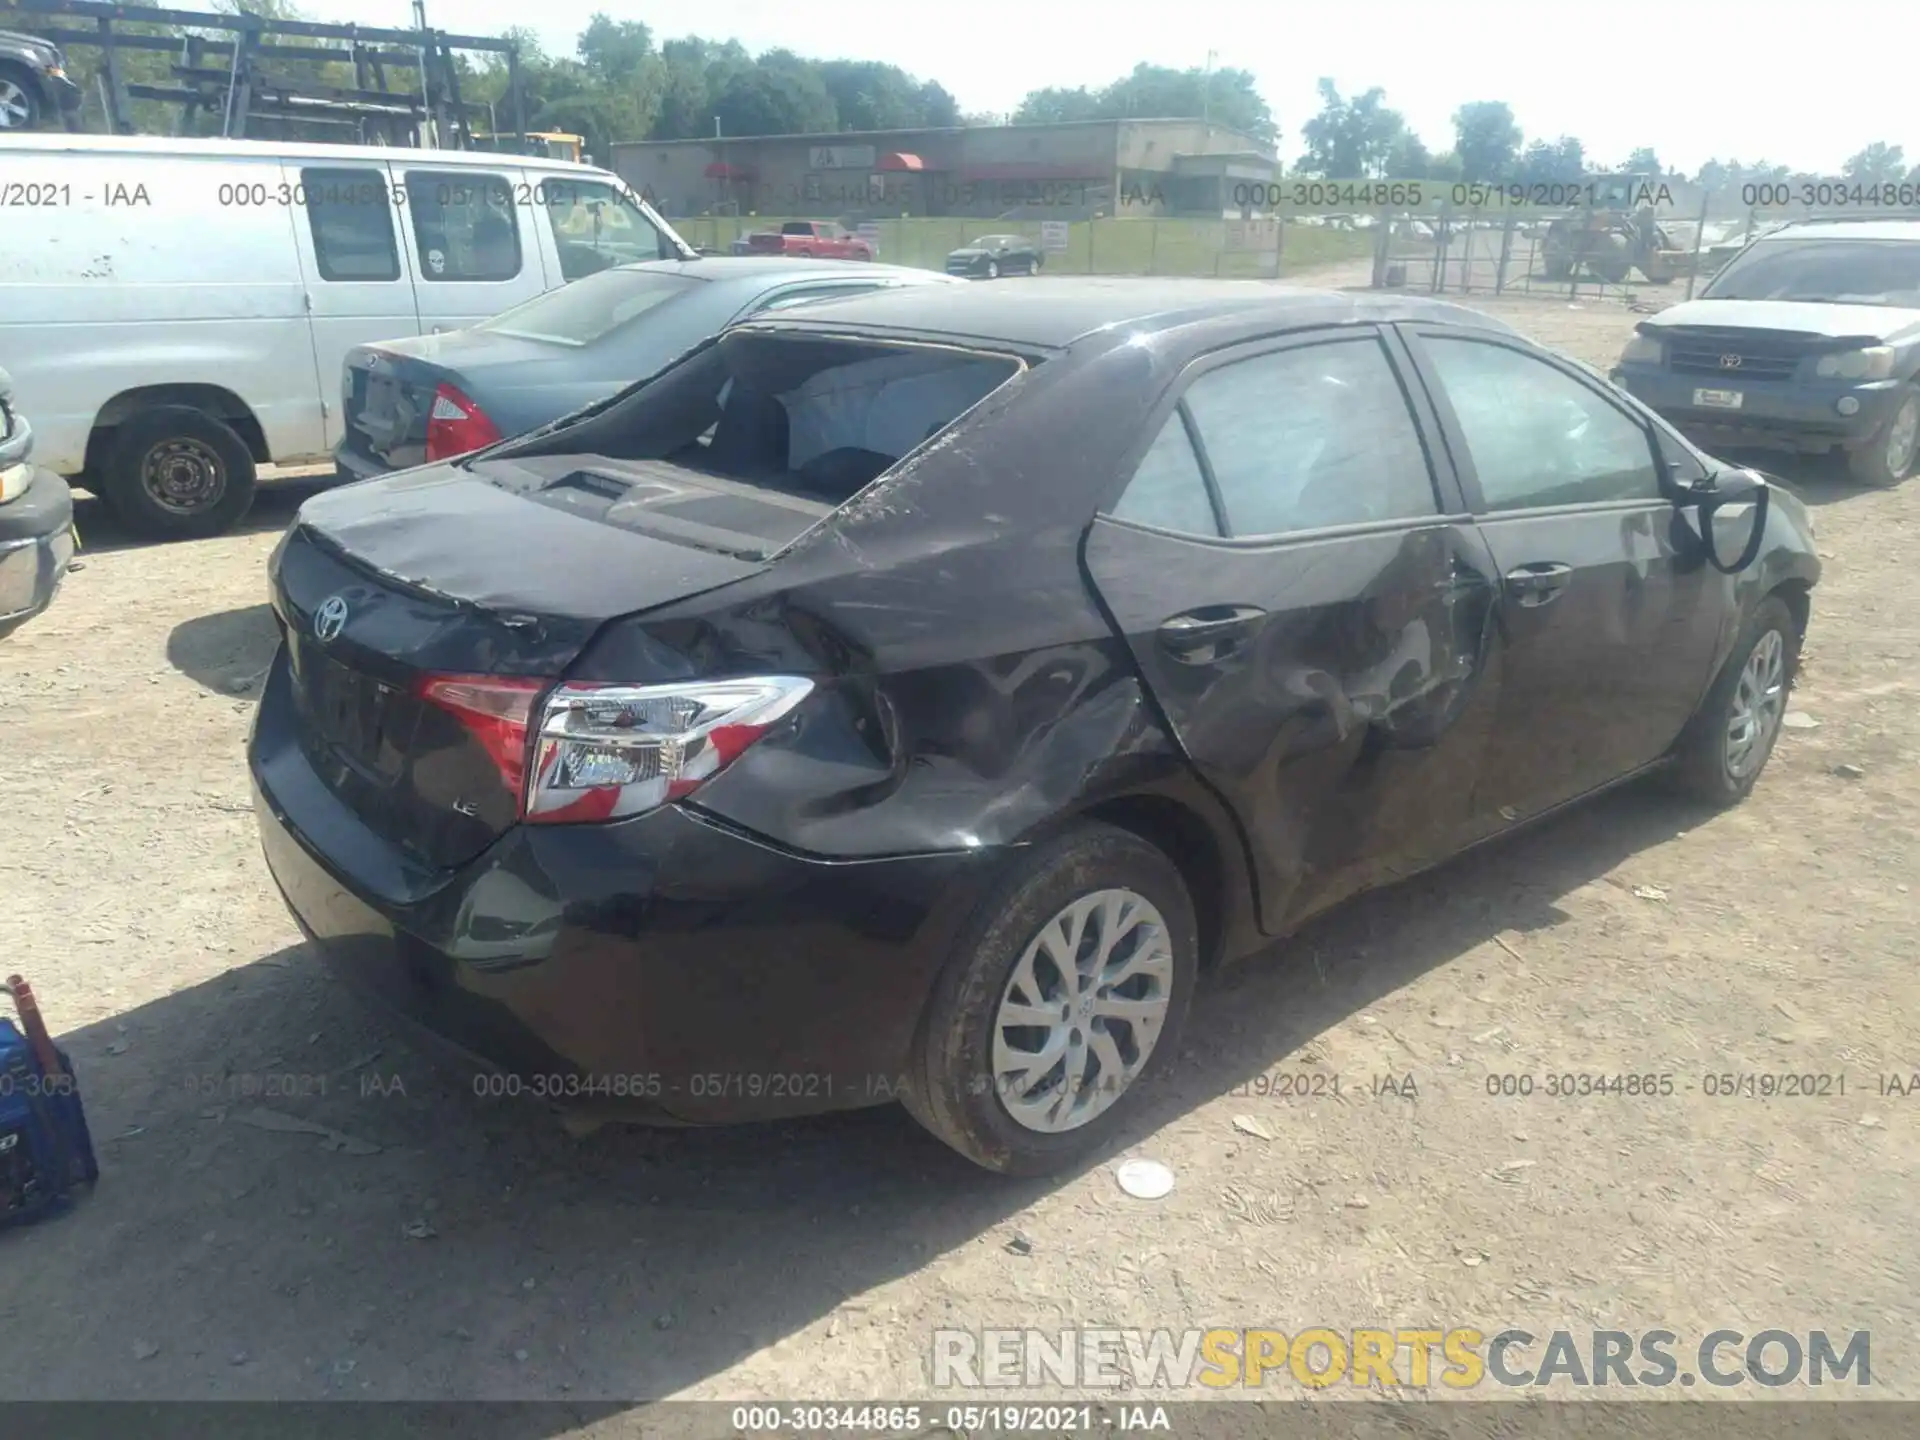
left=1083, top=326, right=1504, bottom=934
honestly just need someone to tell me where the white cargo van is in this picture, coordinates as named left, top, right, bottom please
left=0, top=133, right=695, bottom=537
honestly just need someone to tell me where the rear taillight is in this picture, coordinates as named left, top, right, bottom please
left=424, top=382, right=502, bottom=461
left=528, top=676, right=814, bottom=824
left=416, top=676, right=544, bottom=797
left=416, top=673, right=812, bottom=824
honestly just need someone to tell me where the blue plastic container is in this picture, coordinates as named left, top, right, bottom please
left=0, top=1015, right=97, bottom=1227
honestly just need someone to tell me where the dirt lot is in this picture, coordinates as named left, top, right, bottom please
left=1, top=287, right=1916, bottom=1412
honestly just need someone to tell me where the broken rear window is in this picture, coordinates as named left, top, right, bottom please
left=534, top=331, right=1023, bottom=505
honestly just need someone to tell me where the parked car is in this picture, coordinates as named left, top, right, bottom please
left=251, top=279, right=1818, bottom=1175
left=0, top=132, right=694, bottom=539
left=1612, top=218, right=1920, bottom=487
left=945, top=235, right=1044, bottom=279
left=746, top=221, right=873, bottom=261
left=0, top=366, right=75, bottom=640
left=0, top=30, right=80, bottom=131
left=336, top=257, right=962, bottom=480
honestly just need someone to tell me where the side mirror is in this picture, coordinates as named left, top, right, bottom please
left=1676, top=465, right=1766, bottom=507
left=1678, top=467, right=1771, bottom=573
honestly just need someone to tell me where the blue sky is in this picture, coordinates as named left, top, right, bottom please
left=333, top=0, right=1910, bottom=176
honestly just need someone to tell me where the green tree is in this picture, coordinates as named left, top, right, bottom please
left=712, top=51, right=837, bottom=137
left=1451, top=100, right=1521, bottom=182
left=1011, top=86, right=1102, bottom=124
left=1842, top=142, right=1907, bottom=184
left=1299, top=79, right=1405, bottom=177
left=1624, top=146, right=1661, bottom=176
left=816, top=60, right=931, bottom=131
left=1516, top=135, right=1586, bottom=184
left=1012, top=63, right=1277, bottom=146
left=917, top=80, right=961, bottom=128
left=1426, top=149, right=1464, bottom=182
left=1383, top=130, right=1431, bottom=179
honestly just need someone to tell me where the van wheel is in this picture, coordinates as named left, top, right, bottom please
left=101, top=407, right=257, bottom=540
left=902, top=823, right=1197, bottom=1176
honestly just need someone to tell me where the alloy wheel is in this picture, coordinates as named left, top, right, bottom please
left=1886, top=396, right=1919, bottom=479
left=1725, top=628, right=1786, bottom=780
left=0, top=79, right=31, bottom=129
left=990, top=888, right=1173, bottom=1133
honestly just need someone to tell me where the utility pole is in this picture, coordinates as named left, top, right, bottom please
left=1202, top=50, right=1216, bottom=130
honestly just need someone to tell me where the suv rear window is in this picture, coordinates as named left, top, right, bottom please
left=536, top=333, right=1023, bottom=504
left=1705, top=237, right=1920, bottom=307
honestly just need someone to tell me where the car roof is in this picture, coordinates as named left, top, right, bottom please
left=741, top=276, right=1518, bottom=350
left=0, top=131, right=612, bottom=175
left=1767, top=219, right=1920, bottom=242
left=620, top=256, right=956, bottom=285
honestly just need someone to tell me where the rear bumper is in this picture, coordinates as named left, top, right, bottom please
left=331, top=440, right=389, bottom=487
left=0, top=469, right=75, bottom=635
left=1615, top=364, right=1906, bottom=454
left=248, top=647, right=1004, bottom=1124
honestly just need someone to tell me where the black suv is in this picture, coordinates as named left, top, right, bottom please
left=0, top=30, right=82, bottom=131
left=1612, top=218, right=1920, bottom=487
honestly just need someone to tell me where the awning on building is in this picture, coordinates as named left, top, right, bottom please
left=704, top=161, right=754, bottom=179
left=877, top=152, right=926, bottom=172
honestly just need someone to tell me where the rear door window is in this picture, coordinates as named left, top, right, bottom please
left=301, top=166, right=400, bottom=282
left=1110, top=413, right=1221, bottom=536
left=1181, top=336, right=1439, bottom=534
left=405, top=171, right=521, bottom=282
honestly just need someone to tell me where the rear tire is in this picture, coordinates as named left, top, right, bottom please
left=902, top=823, right=1197, bottom=1176
left=1668, top=596, right=1799, bottom=807
left=100, top=406, right=257, bottom=540
left=0, top=66, right=41, bottom=131
left=1845, top=387, right=1919, bottom=489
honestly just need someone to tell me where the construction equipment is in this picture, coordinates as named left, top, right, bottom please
left=0, top=975, right=97, bottom=1228
left=0, top=0, right=526, bottom=147
left=1542, top=173, right=1692, bottom=285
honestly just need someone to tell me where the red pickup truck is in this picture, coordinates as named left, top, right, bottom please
left=746, top=221, right=874, bottom=261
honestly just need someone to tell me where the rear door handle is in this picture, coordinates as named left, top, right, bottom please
left=1157, top=605, right=1267, bottom=663
left=1504, top=562, right=1573, bottom=607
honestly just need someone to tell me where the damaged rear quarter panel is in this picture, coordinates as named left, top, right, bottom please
left=568, top=332, right=1251, bottom=893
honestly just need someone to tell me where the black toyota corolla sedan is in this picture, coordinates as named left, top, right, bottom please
left=250, top=279, right=1819, bottom=1175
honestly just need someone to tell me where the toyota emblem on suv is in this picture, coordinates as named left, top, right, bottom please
left=1719, top=354, right=1744, bottom=370
left=313, top=595, right=349, bottom=642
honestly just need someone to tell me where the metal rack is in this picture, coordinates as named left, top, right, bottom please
left=0, top=0, right=527, bottom=148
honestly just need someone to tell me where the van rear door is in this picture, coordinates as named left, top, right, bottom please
left=385, top=161, right=548, bottom=335
left=282, top=159, right=426, bottom=456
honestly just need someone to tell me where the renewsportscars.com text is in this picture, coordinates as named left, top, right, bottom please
left=931, top=1327, right=1871, bottom=1390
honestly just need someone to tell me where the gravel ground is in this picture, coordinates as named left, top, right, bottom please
left=0, top=285, right=1915, bottom=1413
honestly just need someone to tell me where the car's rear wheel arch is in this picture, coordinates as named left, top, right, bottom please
left=1065, top=794, right=1234, bottom=970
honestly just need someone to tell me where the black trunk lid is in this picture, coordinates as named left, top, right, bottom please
left=272, top=457, right=828, bottom=868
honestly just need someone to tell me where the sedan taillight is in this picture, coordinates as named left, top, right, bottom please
left=424, top=382, right=503, bottom=461
left=416, top=673, right=814, bottom=825
left=528, top=677, right=814, bottom=823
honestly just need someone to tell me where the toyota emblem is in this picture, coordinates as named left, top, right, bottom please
left=1719, top=354, right=1743, bottom=370
left=313, top=594, right=349, bottom=643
